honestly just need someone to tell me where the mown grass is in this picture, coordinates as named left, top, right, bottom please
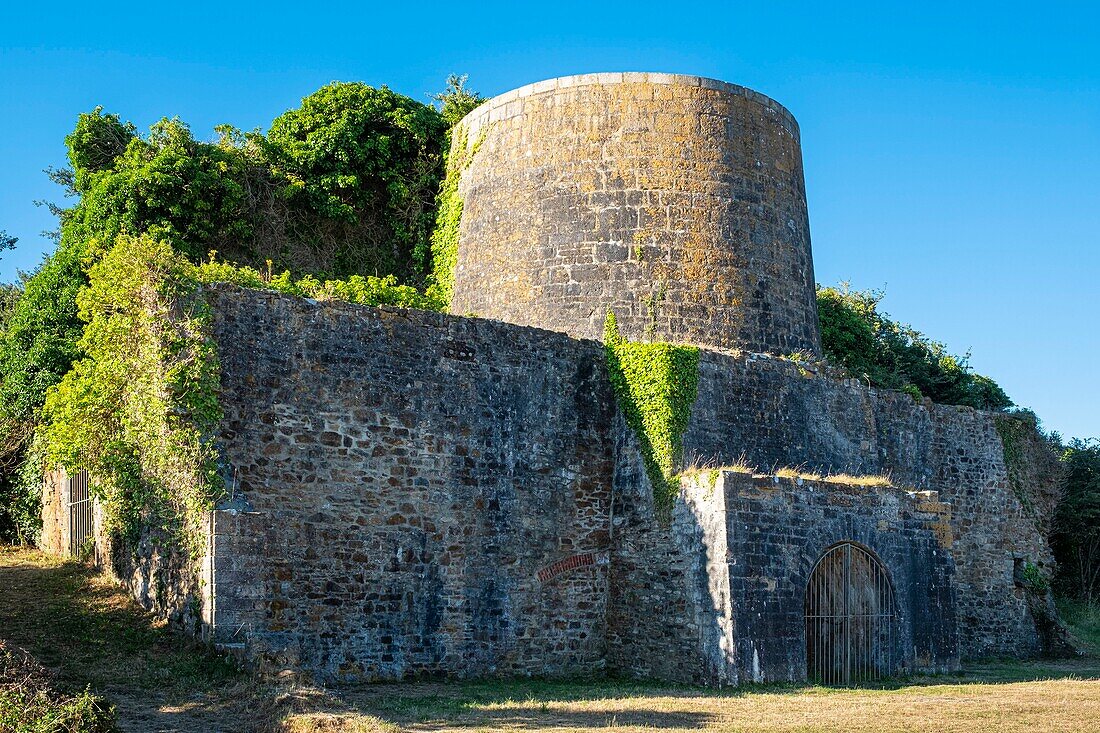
left=3, top=545, right=1100, bottom=733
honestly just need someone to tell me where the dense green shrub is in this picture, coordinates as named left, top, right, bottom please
left=816, top=285, right=1012, bottom=410
left=263, top=82, right=449, bottom=280
left=0, top=242, right=87, bottom=544
left=1052, top=439, right=1100, bottom=602
left=0, top=77, right=469, bottom=543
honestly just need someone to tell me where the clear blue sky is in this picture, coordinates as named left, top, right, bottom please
left=2, top=2, right=1097, bottom=439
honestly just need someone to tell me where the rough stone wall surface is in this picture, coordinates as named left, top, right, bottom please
left=449, top=73, right=821, bottom=357
left=604, top=426, right=736, bottom=684
left=39, top=469, right=68, bottom=556
left=719, top=472, right=958, bottom=682
left=192, top=286, right=1052, bottom=681
left=206, top=285, right=617, bottom=681
left=683, top=351, right=1051, bottom=659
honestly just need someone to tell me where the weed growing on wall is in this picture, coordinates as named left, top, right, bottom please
left=603, top=310, right=699, bottom=517
left=995, top=414, right=1035, bottom=517
left=193, top=253, right=444, bottom=311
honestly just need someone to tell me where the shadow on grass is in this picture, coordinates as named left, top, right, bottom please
left=0, top=546, right=247, bottom=732
left=5, top=546, right=1098, bottom=732
left=329, top=657, right=1100, bottom=730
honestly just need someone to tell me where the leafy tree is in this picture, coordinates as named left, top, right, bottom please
left=62, top=115, right=272, bottom=269
left=817, top=285, right=1012, bottom=410
left=433, top=74, right=485, bottom=127
left=0, top=230, right=16, bottom=257
left=1053, top=439, right=1100, bottom=602
left=264, top=82, right=448, bottom=279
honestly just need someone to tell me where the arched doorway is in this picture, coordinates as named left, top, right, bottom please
left=805, top=542, right=897, bottom=684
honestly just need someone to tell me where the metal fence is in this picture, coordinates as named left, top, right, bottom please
left=805, top=542, right=897, bottom=685
left=67, top=469, right=93, bottom=558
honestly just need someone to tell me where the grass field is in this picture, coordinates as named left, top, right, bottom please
left=2, top=545, right=1099, bottom=733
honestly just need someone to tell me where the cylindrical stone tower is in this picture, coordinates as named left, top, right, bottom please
left=447, top=72, right=821, bottom=356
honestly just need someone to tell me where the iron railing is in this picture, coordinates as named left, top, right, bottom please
left=67, top=469, right=93, bottom=558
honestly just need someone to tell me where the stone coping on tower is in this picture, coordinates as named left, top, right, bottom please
left=459, top=72, right=801, bottom=141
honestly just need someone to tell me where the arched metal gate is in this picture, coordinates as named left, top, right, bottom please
left=805, top=542, right=897, bottom=684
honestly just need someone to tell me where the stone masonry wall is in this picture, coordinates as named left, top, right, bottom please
left=205, top=285, right=618, bottom=681
left=192, top=286, right=1055, bottom=681
left=449, top=73, right=821, bottom=357
left=39, top=469, right=68, bottom=557
left=719, top=472, right=957, bottom=682
left=604, top=426, right=736, bottom=684
left=681, top=351, right=1054, bottom=660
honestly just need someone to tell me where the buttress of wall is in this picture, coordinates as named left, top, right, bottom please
left=205, top=285, right=618, bottom=681
left=449, top=73, right=821, bottom=357
left=604, top=421, right=736, bottom=684
left=682, top=351, right=1057, bottom=660
left=39, top=468, right=68, bottom=556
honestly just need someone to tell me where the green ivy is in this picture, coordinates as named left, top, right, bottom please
left=995, top=414, right=1035, bottom=517
left=41, top=235, right=224, bottom=557
left=603, top=310, right=700, bottom=517
left=428, top=123, right=487, bottom=306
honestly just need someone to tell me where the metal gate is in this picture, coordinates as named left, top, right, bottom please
left=805, top=542, right=896, bottom=685
left=68, top=469, right=93, bottom=557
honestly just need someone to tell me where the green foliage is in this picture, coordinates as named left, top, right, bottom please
left=65, top=107, right=135, bottom=188
left=995, top=414, right=1036, bottom=516
left=817, top=285, right=1012, bottom=410
left=60, top=80, right=455, bottom=284
left=1056, top=597, right=1100, bottom=653
left=1052, top=439, right=1100, bottom=602
left=0, top=687, right=117, bottom=733
left=41, top=235, right=224, bottom=555
left=0, top=240, right=88, bottom=543
left=428, top=124, right=487, bottom=305
left=1020, top=561, right=1050, bottom=594
left=603, top=310, right=700, bottom=517
left=0, top=230, right=16, bottom=258
left=0, top=437, right=45, bottom=545
left=0, top=77, right=469, bottom=542
left=264, top=82, right=448, bottom=280
left=0, top=242, right=87, bottom=423
left=193, top=253, right=443, bottom=311
left=432, top=74, right=486, bottom=127
left=63, top=115, right=271, bottom=270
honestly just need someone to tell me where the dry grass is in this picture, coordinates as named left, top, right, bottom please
left=294, top=667, right=1100, bottom=733
left=683, top=459, right=893, bottom=488
left=819, top=472, right=893, bottom=487
left=4, top=546, right=1099, bottom=733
